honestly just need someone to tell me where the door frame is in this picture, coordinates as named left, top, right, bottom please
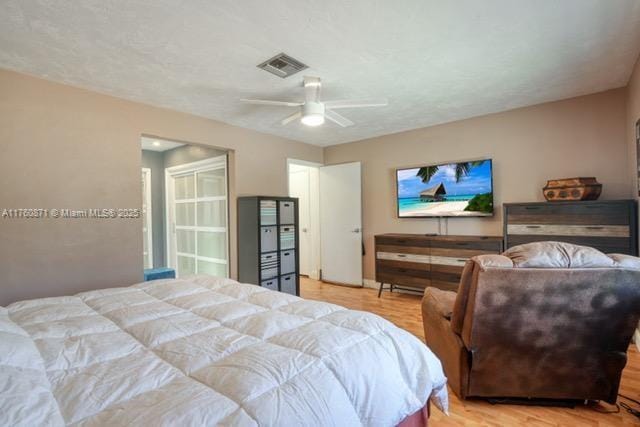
left=142, top=167, right=153, bottom=269
left=287, top=158, right=322, bottom=280
left=165, top=155, right=229, bottom=277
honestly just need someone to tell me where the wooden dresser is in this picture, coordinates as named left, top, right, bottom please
left=374, top=234, right=503, bottom=295
left=504, top=200, right=638, bottom=256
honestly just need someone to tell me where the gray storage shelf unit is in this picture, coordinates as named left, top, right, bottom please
left=237, top=196, right=300, bottom=295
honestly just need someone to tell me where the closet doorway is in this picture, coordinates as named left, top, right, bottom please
left=166, top=156, right=229, bottom=278
left=141, top=136, right=229, bottom=278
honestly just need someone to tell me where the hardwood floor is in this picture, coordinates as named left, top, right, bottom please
left=300, top=277, right=640, bottom=426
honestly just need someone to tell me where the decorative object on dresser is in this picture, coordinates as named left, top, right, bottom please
left=375, top=234, right=503, bottom=296
left=542, top=177, right=602, bottom=201
left=504, top=200, right=638, bottom=256
left=237, top=196, right=299, bottom=295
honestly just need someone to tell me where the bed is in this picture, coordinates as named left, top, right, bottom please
left=0, top=275, right=448, bottom=426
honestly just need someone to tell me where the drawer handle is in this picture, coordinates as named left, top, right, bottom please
left=586, top=226, right=604, bottom=230
left=398, top=269, right=408, bottom=273
left=283, top=253, right=290, bottom=256
left=397, top=239, right=407, bottom=244
left=526, top=225, right=541, bottom=229
left=525, top=207, right=541, bottom=210
left=455, top=242, right=469, bottom=246
left=397, top=254, right=407, bottom=258
left=585, top=206, right=602, bottom=209
left=457, top=259, right=467, bottom=263
left=265, top=255, right=273, bottom=259
left=284, top=277, right=291, bottom=281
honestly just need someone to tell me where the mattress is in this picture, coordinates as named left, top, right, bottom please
left=0, top=275, right=448, bottom=426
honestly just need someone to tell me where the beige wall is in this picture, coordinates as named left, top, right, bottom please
left=325, top=89, right=630, bottom=280
left=0, top=69, right=322, bottom=305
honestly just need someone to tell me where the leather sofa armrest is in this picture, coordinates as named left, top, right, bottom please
left=422, top=286, right=470, bottom=399
left=423, top=287, right=456, bottom=320
left=472, top=254, right=514, bottom=270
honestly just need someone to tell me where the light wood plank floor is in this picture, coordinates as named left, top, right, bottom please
left=300, top=277, right=640, bottom=426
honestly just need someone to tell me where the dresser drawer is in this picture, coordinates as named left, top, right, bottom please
left=376, top=251, right=430, bottom=263
left=430, top=238, right=503, bottom=252
left=375, top=235, right=430, bottom=247
left=430, top=247, right=497, bottom=258
left=505, top=202, right=630, bottom=225
left=506, top=235, right=631, bottom=254
left=507, top=224, right=629, bottom=238
left=376, top=259, right=430, bottom=271
left=376, top=245, right=430, bottom=255
left=431, top=263, right=464, bottom=278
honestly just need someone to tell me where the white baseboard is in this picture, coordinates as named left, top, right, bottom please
left=363, top=279, right=378, bottom=289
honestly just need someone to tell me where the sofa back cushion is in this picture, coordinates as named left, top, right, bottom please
left=503, top=241, right=615, bottom=268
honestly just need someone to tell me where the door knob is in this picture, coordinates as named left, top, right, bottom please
left=352, top=228, right=361, bottom=233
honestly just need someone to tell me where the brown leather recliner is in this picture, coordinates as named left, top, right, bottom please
left=422, top=241, right=640, bottom=403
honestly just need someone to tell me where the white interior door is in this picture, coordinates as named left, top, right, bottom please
left=289, top=168, right=311, bottom=275
left=319, top=162, right=362, bottom=286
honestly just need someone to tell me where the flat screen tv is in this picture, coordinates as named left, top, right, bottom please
left=396, top=159, right=493, bottom=218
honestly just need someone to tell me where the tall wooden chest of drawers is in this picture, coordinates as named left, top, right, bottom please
left=374, top=234, right=503, bottom=294
left=504, top=200, right=638, bottom=256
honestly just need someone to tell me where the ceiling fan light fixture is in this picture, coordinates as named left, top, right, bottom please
left=301, top=101, right=325, bottom=126
left=301, top=113, right=325, bottom=126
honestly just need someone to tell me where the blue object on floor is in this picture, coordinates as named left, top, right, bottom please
left=144, top=267, right=176, bottom=281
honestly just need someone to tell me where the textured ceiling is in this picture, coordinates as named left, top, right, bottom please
left=2, top=1, right=640, bottom=147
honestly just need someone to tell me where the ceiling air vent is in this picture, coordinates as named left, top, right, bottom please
left=257, top=53, right=308, bottom=78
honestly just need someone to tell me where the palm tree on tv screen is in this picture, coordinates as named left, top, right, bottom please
left=416, top=160, right=486, bottom=184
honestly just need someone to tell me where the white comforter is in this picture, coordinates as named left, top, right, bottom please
left=0, top=275, right=448, bottom=426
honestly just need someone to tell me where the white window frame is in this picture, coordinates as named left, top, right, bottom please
left=165, top=155, right=229, bottom=277
left=142, top=168, right=153, bottom=269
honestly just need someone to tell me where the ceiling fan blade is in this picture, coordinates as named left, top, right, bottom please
left=281, top=111, right=302, bottom=125
left=241, top=99, right=303, bottom=107
left=324, top=98, right=388, bottom=109
left=325, top=109, right=354, bottom=127
left=303, top=76, right=321, bottom=103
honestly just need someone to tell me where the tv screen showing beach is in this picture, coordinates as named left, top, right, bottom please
left=396, top=159, right=493, bottom=217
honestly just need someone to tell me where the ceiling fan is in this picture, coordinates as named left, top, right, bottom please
left=241, top=76, right=387, bottom=127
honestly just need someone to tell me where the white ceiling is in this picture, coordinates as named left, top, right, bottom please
left=140, top=136, right=184, bottom=152
left=1, top=1, right=640, bottom=147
